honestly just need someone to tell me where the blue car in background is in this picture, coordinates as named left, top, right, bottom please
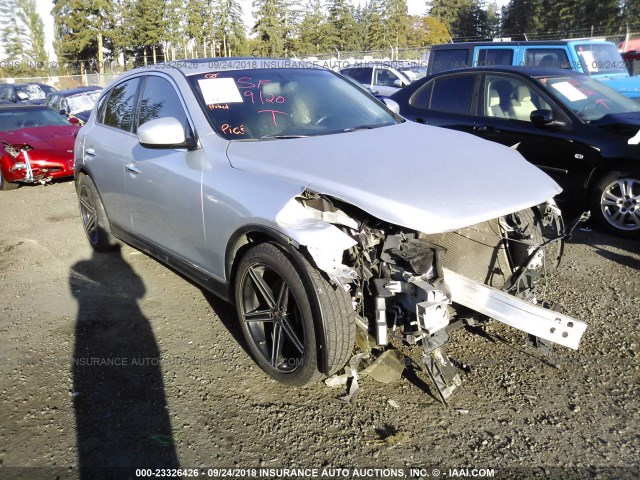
left=427, top=40, right=640, bottom=101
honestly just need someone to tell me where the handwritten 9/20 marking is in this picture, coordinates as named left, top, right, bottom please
left=237, top=77, right=288, bottom=126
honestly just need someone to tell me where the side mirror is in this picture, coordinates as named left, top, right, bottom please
left=383, top=98, right=400, bottom=114
left=68, top=117, right=80, bottom=125
left=393, top=79, right=404, bottom=88
left=137, top=117, right=197, bottom=150
left=530, top=109, right=565, bottom=127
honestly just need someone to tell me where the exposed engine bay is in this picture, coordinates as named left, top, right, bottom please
left=286, top=190, right=587, bottom=403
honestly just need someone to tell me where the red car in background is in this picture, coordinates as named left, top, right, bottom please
left=0, top=104, right=80, bottom=190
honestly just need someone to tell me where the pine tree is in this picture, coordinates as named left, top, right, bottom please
left=485, top=0, right=501, bottom=38
left=185, top=0, right=212, bottom=56
left=164, top=0, right=187, bottom=60
left=130, top=0, right=167, bottom=63
left=17, top=0, right=48, bottom=70
left=385, top=0, right=408, bottom=48
left=213, top=0, right=247, bottom=57
left=297, top=0, right=328, bottom=54
left=253, top=0, right=286, bottom=56
left=361, top=0, right=385, bottom=50
left=52, top=0, right=114, bottom=69
left=501, top=0, right=542, bottom=37
left=428, top=0, right=466, bottom=32
left=326, top=0, right=359, bottom=52
left=1, top=0, right=27, bottom=74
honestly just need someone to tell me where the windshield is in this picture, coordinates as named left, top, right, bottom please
left=15, top=84, right=54, bottom=101
left=66, top=90, right=102, bottom=114
left=189, top=68, right=399, bottom=140
left=539, top=75, right=640, bottom=121
left=0, top=108, right=72, bottom=131
left=574, top=43, right=628, bottom=75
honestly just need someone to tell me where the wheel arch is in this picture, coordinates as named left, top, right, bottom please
left=224, top=224, right=346, bottom=376
left=585, top=158, right=640, bottom=195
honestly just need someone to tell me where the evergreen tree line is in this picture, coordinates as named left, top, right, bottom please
left=0, top=0, right=48, bottom=76
left=431, top=0, right=640, bottom=40
left=1, top=0, right=449, bottom=74
left=1, top=0, right=639, bottom=77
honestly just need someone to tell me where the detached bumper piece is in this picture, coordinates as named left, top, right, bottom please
left=444, top=268, right=586, bottom=350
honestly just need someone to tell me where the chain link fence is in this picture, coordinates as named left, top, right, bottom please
left=1, top=31, right=639, bottom=88
left=0, top=72, right=120, bottom=89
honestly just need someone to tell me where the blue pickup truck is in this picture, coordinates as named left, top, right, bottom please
left=427, top=40, right=640, bottom=100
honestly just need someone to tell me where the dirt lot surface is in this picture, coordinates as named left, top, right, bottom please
left=0, top=180, right=638, bottom=480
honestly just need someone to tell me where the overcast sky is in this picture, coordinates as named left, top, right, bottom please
left=33, top=0, right=510, bottom=62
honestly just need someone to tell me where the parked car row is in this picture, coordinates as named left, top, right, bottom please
left=0, top=84, right=102, bottom=189
left=73, top=59, right=586, bottom=404
left=44, top=86, right=102, bottom=124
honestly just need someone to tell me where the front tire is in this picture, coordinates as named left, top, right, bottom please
left=77, top=173, right=118, bottom=251
left=0, top=171, right=20, bottom=191
left=591, top=168, right=640, bottom=237
left=234, top=242, right=355, bottom=387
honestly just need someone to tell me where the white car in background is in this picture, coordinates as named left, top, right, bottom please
left=339, top=63, right=414, bottom=96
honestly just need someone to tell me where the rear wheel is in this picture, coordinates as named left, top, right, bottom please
left=591, top=168, right=640, bottom=237
left=0, top=171, right=20, bottom=191
left=234, top=242, right=355, bottom=387
left=77, top=174, right=118, bottom=251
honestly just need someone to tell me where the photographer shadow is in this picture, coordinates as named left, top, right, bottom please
left=70, top=247, right=179, bottom=479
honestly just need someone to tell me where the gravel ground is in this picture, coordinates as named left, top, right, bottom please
left=0, top=180, right=638, bottom=480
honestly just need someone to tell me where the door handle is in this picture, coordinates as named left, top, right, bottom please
left=85, top=147, right=96, bottom=156
left=125, top=163, right=141, bottom=175
left=415, top=118, right=427, bottom=124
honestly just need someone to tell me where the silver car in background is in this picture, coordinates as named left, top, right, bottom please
left=74, top=59, right=586, bottom=402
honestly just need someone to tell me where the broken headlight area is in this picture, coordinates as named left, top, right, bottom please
left=293, top=191, right=585, bottom=404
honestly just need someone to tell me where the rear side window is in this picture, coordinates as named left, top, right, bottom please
left=45, top=95, right=58, bottom=110
left=0, top=86, right=14, bottom=102
left=137, top=76, right=190, bottom=130
left=410, top=82, right=434, bottom=109
left=524, top=49, right=571, bottom=69
left=429, top=75, right=476, bottom=114
left=430, top=49, right=470, bottom=74
left=103, top=78, right=141, bottom=132
left=477, top=49, right=514, bottom=67
left=345, top=67, right=373, bottom=84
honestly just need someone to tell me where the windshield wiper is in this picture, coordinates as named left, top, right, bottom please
left=343, top=123, right=391, bottom=132
left=259, top=134, right=310, bottom=140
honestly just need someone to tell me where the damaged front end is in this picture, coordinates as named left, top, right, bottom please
left=278, top=190, right=587, bottom=404
left=1, top=142, right=63, bottom=184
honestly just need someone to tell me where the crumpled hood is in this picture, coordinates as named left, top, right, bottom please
left=226, top=122, right=562, bottom=234
left=0, top=125, right=79, bottom=151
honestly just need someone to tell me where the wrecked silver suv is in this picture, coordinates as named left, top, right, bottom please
left=74, top=60, right=586, bottom=402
